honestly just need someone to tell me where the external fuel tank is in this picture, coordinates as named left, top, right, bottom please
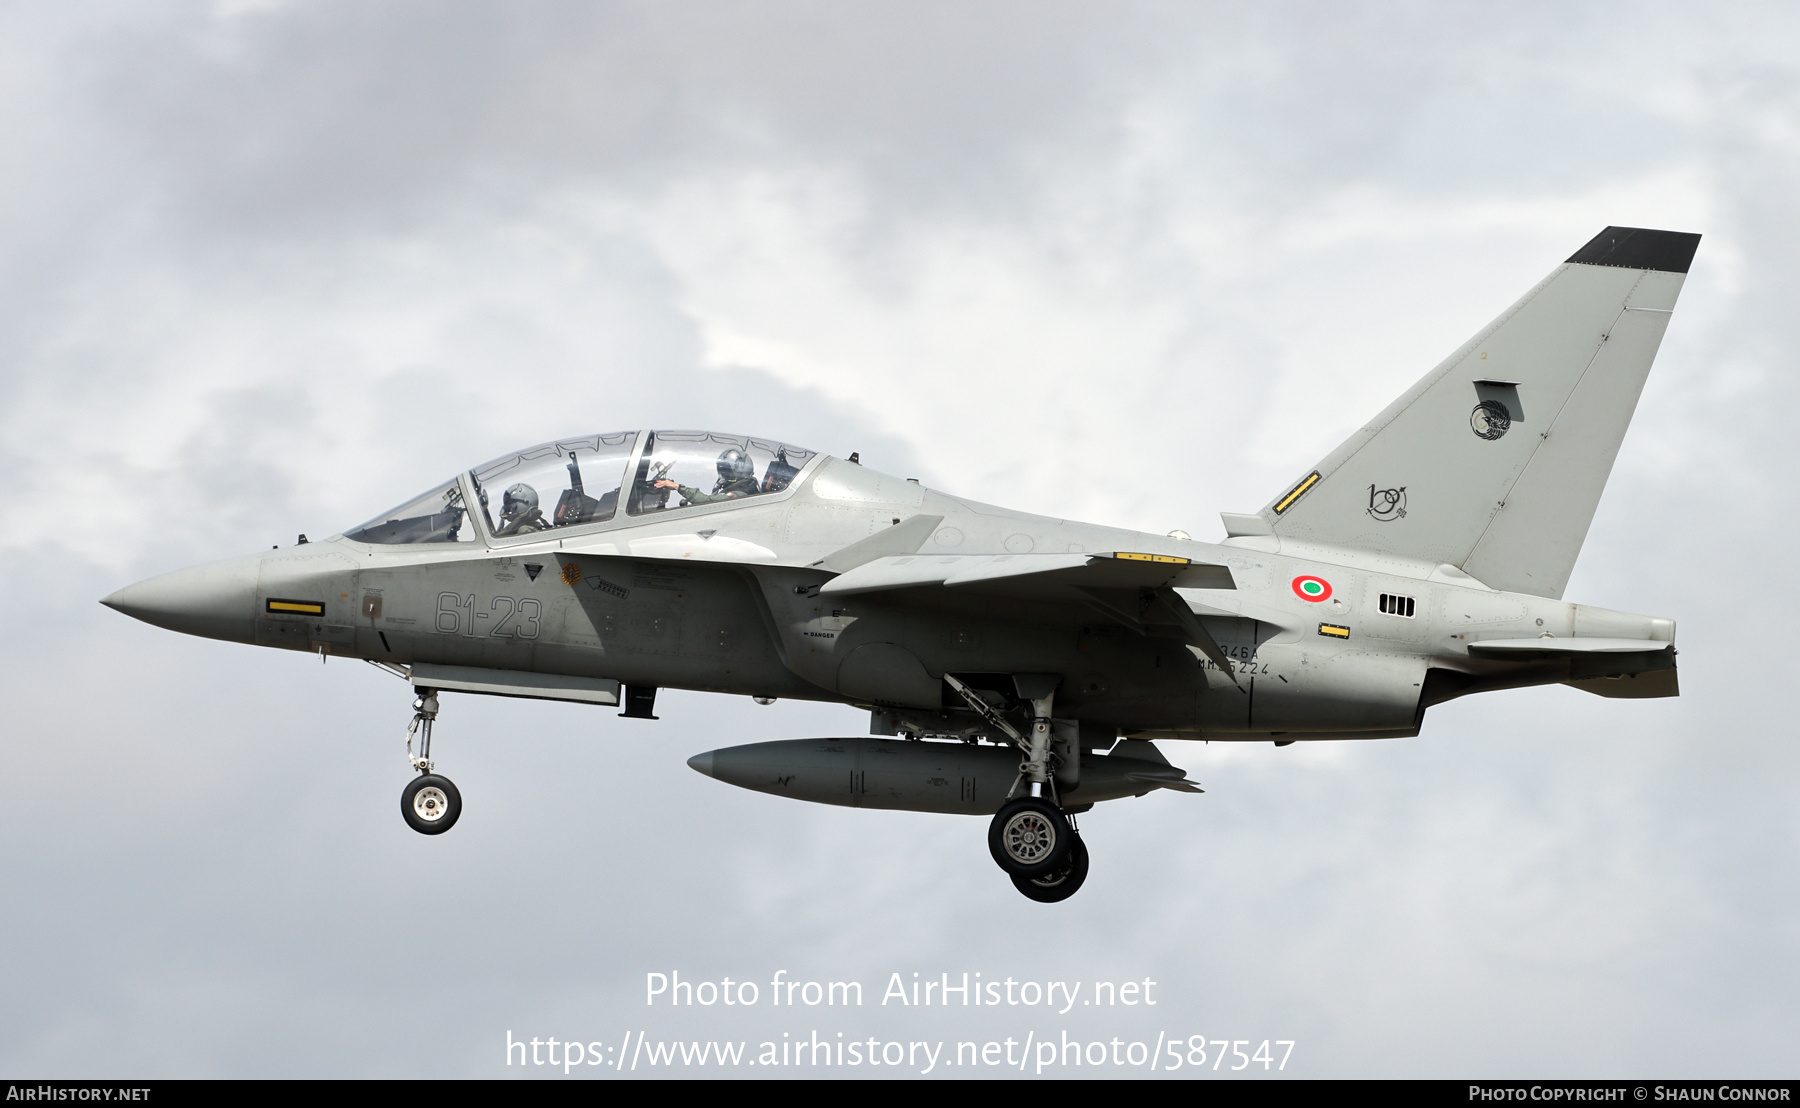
left=687, top=737, right=1197, bottom=815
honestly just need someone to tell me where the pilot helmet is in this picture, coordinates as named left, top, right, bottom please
left=716, top=448, right=754, bottom=482
left=501, top=483, right=538, bottom=519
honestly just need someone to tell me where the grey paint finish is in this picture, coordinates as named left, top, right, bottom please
left=1460, top=273, right=1682, bottom=596
left=1257, top=258, right=1689, bottom=599
left=102, top=226, right=1691, bottom=819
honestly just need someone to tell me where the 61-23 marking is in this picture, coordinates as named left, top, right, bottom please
left=435, top=593, right=541, bottom=639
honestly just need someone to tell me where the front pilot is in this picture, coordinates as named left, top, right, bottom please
left=495, top=483, right=548, bottom=536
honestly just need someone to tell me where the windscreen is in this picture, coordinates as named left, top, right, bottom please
left=344, top=479, right=476, bottom=544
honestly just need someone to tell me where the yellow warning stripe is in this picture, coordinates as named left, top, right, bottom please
left=1113, top=552, right=1191, bottom=564
left=267, top=599, right=324, bottom=615
left=1274, top=471, right=1321, bottom=514
left=1318, top=623, right=1350, bottom=639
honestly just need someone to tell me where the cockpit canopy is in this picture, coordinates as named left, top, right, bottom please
left=474, top=430, right=639, bottom=538
left=344, top=430, right=818, bottom=545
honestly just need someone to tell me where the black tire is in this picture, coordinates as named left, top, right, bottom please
left=402, top=774, right=462, bottom=835
left=987, top=797, right=1072, bottom=878
left=1012, top=835, right=1089, bottom=903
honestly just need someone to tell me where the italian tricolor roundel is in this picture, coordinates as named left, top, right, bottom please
left=1291, top=575, right=1332, bottom=602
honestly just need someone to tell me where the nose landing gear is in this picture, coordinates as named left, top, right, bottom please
left=403, top=773, right=462, bottom=834
left=401, top=689, right=462, bottom=835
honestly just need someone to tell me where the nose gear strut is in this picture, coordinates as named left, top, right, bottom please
left=406, top=690, right=438, bottom=772
left=400, top=687, right=462, bottom=835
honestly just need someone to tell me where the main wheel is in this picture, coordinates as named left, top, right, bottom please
left=402, top=774, right=462, bottom=835
left=1012, top=835, right=1089, bottom=903
left=988, top=797, right=1072, bottom=878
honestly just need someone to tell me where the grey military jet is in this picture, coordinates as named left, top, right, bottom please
left=103, top=226, right=1696, bottom=902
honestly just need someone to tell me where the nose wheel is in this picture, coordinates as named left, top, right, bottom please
left=400, top=688, right=462, bottom=835
left=402, top=773, right=462, bottom=835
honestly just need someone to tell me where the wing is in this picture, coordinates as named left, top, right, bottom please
left=817, top=551, right=1234, bottom=597
left=820, top=551, right=1243, bottom=677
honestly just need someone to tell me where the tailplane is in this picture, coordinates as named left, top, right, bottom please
left=1234, top=226, right=1699, bottom=599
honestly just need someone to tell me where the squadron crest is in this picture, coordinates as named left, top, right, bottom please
left=1471, top=400, right=1512, bottom=440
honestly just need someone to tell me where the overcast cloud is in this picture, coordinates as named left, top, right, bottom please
left=1, top=0, right=1795, bottom=1078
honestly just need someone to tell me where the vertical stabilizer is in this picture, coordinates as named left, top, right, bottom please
left=1247, top=226, right=1698, bottom=598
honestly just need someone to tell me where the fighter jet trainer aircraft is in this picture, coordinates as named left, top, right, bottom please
left=104, top=226, right=1696, bottom=901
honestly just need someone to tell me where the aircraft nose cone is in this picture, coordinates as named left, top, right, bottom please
left=686, top=751, right=716, bottom=778
left=101, top=553, right=261, bottom=645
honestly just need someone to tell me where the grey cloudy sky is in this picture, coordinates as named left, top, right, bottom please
left=1, top=0, right=1795, bottom=1078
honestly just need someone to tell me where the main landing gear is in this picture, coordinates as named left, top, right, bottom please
left=989, top=797, right=1072, bottom=877
left=950, top=673, right=1091, bottom=903
left=1011, top=833, right=1089, bottom=904
left=990, top=796, right=1088, bottom=901
left=401, top=689, right=462, bottom=835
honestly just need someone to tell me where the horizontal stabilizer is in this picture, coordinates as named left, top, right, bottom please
left=1563, top=670, right=1679, bottom=698
left=1468, top=637, right=1674, bottom=656
left=1470, top=636, right=1677, bottom=697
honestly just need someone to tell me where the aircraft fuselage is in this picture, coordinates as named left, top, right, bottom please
left=146, top=454, right=1672, bottom=742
